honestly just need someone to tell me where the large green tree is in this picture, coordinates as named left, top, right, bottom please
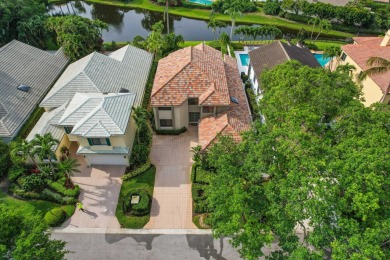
left=0, top=204, right=69, bottom=259
left=204, top=61, right=390, bottom=259
left=47, top=16, right=108, bottom=61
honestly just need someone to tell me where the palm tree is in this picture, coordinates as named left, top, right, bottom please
left=323, top=46, right=342, bottom=71
left=224, top=8, right=242, bottom=40
left=146, top=21, right=165, bottom=58
left=10, top=139, right=35, bottom=165
left=314, top=19, right=332, bottom=43
left=57, top=158, right=81, bottom=187
left=31, top=133, right=59, bottom=172
left=365, top=57, right=390, bottom=76
left=208, top=19, right=226, bottom=41
left=308, top=17, right=320, bottom=44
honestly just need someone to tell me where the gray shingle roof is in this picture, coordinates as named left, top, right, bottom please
left=59, top=93, right=136, bottom=137
left=0, top=40, right=68, bottom=140
left=40, top=45, right=153, bottom=109
left=248, top=41, right=320, bottom=77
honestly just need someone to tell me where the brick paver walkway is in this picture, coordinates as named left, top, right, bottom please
left=61, top=143, right=125, bottom=228
left=145, top=128, right=198, bottom=229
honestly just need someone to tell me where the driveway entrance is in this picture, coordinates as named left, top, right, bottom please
left=145, top=128, right=198, bottom=229
left=61, top=143, right=125, bottom=228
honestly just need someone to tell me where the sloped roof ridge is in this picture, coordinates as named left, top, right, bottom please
left=58, top=93, right=91, bottom=125
left=83, top=120, right=110, bottom=137
left=279, top=41, right=291, bottom=60
left=71, top=100, right=104, bottom=134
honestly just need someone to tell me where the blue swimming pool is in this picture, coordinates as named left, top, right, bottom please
left=240, top=54, right=250, bottom=66
left=188, top=0, right=213, bottom=5
left=313, top=53, right=332, bottom=67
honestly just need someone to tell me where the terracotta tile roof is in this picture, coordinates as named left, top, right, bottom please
left=342, top=42, right=390, bottom=94
left=353, top=37, right=384, bottom=47
left=152, top=44, right=251, bottom=150
left=151, top=44, right=230, bottom=106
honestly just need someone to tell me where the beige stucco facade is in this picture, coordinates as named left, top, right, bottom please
left=339, top=55, right=388, bottom=106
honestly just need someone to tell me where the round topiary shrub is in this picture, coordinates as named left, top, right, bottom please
left=126, top=189, right=151, bottom=216
left=44, top=208, right=65, bottom=227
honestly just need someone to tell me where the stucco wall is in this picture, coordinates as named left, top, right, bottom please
left=249, top=66, right=260, bottom=95
left=55, top=134, right=71, bottom=159
left=174, top=100, right=189, bottom=129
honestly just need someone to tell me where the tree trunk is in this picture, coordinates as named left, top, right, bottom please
left=230, top=21, right=235, bottom=40
left=314, top=30, right=322, bottom=42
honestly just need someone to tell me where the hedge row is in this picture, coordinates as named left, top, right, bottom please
left=194, top=200, right=211, bottom=213
left=46, top=178, right=80, bottom=198
left=10, top=184, right=76, bottom=205
left=122, top=159, right=152, bottom=181
left=44, top=208, right=65, bottom=227
left=125, top=189, right=151, bottom=216
left=17, top=106, right=44, bottom=139
left=192, top=183, right=207, bottom=202
left=155, top=127, right=187, bottom=135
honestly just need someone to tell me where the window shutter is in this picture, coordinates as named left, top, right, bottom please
left=87, top=138, right=93, bottom=146
left=106, top=138, right=111, bottom=146
left=64, top=127, right=69, bottom=134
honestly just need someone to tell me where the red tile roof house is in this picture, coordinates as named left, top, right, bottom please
left=339, top=30, right=390, bottom=106
left=151, top=44, right=252, bottom=150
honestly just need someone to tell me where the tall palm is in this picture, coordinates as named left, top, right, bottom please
left=57, top=158, right=81, bottom=187
left=323, top=46, right=341, bottom=71
left=31, top=133, right=59, bottom=172
left=308, top=17, right=320, bottom=44
left=208, top=19, right=226, bottom=41
left=365, top=57, right=390, bottom=76
left=314, top=19, right=332, bottom=43
left=10, top=139, right=35, bottom=165
left=224, top=8, right=242, bottom=40
left=146, top=22, right=165, bottom=58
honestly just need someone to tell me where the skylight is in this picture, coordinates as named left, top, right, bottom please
left=17, top=84, right=31, bottom=92
left=230, top=97, right=239, bottom=104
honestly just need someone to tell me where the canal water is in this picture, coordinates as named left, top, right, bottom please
left=49, top=1, right=284, bottom=42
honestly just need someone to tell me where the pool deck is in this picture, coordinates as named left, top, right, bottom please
left=235, top=50, right=249, bottom=75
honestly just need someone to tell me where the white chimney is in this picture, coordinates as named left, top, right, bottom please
left=380, top=30, right=390, bottom=47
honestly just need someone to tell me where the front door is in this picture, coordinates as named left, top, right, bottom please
left=189, top=112, right=200, bottom=126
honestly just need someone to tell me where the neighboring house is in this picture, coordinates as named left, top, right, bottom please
left=307, top=0, right=351, bottom=6
left=339, top=30, right=390, bottom=106
left=151, top=44, right=251, bottom=150
left=0, top=40, right=68, bottom=143
left=27, top=45, right=153, bottom=166
left=248, top=41, right=320, bottom=99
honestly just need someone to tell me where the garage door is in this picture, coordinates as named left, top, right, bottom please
left=86, top=154, right=128, bottom=166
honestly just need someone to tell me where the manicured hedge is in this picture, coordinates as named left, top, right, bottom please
left=0, top=141, right=10, bottom=178
left=10, top=184, right=42, bottom=200
left=8, top=165, right=25, bottom=182
left=47, top=178, right=80, bottom=198
left=195, top=167, right=211, bottom=184
left=17, top=106, right=44, bottom=139
left=192, top=183, right=207, bottom=202
left=155, top=127, right=187, bottom=135
left=44, top=208, right=65, bottom=227
left=191, top=163, right=199, bottom=183
left=122, top=159, right=152, bottom=181
left=194, top=200, right=211, bottom=213
left=125, top=189, right=151, bottom=216
left=42, top=188, right=76, bottom=205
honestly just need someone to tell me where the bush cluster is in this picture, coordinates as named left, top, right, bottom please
left=212, top=0, right=257, bottom=14
left=122, top=159, right=152, bottom=181
left=192, top=183, right=207, bottom=202
left=0, top=141, right=10, bottom=178
left=8, top=165, right=25, bottom=182
left=195, top=168, right=211, bottom=184
left=245, top=88, right=260, bottom=117
left=47, top=178, right=80, bottom=198
left=125, top=189, right=151, bottom=216
left=42, top=189, right=76, bottom=205
left=155, top=127, right=187, bottom=135
left=21, top=174, right=45, bottom=192
left=263, top=0, right=281, bottom=15
left=194, top=200, right=211, bottom=213
left=44, top=208, right=65, bottom=227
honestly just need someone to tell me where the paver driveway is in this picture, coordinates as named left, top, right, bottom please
left=145, top=128, right=198, bottom=229
left=61, top=143, right=125, bottom=228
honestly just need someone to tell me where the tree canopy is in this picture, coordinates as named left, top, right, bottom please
left=47, top=16, right=108, bottom=61
left=203, top=61, right=390, bottom=259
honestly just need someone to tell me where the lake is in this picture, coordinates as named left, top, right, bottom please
left=49, top=1, right=282, bottom=42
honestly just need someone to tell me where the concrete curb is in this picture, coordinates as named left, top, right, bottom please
left=51, top=227, right=213, bottom=235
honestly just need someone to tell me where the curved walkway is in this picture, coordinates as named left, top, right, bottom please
left=145, top=128, right=198, bottom=229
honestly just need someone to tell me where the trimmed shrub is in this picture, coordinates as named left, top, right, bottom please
left=194, top=200, right=211, bottom=213
left=191, top=163, right=199, bottom=183
left=125, top=189, right=151, bottom=216
left=10, top=184, right=42, bottom=200
left=0, top=141, right=10, bottom=178
left=263, top=0, right=281, bottom=15
left=44, top=208, right=65, bottom=227
left=122, top=159, right=151, bottom=181
left=42, top=188, right=75, bottom=205
left=47, top=178, right=80, bottom=198
left=246, top=87, right=260, bottom=116
left=155, top=127, right=187, bottom=135
left=130, top=143, right=150, bottom=166
left=195, top=167, right=211, bottom=184
left=21, top=174, right=45, bottom=192
left=8, top=165, right=25, bottom=182
left=192, top=183, right=207, bottom=202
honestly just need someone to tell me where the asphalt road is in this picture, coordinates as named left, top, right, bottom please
left=52, top=233, right=243, bottom=260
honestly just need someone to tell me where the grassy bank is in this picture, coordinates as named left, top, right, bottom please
left=0, top=191, right=75, bottom=224
left=49, top=0, right=353, bottom=39
left=115, top=166, right=156, bottom=229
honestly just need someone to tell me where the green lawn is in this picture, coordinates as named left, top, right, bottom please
left=115, top=165, right=156, bottom=228
left=0, top=191, right=75, bottom=224
left=49, top=0, right=353, bottom=39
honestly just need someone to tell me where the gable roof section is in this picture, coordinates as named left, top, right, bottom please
left=249, top=41, right=320, bottom=77
left=151, top=44, right=231, bottom=106
left=0, top=40, right=68, bottom=139
left=342, top=43, right=390, bottom=94
left=61, top=93, right=136, bottom=137
left=40, top=45, right=153, bottom=108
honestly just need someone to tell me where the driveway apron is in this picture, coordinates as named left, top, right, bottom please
left=61, top=143, right=125, bottom=228
left=145, top=128, right=198, bottom=229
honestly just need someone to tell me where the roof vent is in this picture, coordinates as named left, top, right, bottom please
left=17, top=84, right=31, bottom=92
left=230, top=97, right=239, bottom=104
left=119, top=88, right=129, bottom=93
left=102, top=92, right=108, bottom=95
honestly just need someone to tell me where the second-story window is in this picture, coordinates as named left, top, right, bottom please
left=202, top=106, right=214, bottom=113
left=188, top=98, right=198, bottom=105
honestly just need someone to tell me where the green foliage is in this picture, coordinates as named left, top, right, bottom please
left=211, top=0, right=257, bottom=14
left=116, top=166, right=156, bottom=228
left=203, top=60, right=390, bottom=259
left=8, top=165, right=25, bottom=182
left=47, top=16, right=108, bottom=61
left=0, top=204, right=69, bottom=259
left=41, top=189, right=76, bottom=205
left=245, top=87, right=260, bottom=117
left=17, top=106, right=44, bottom=139
left=0, top=141, right=10, bottom=178
left=154, top=127, right=187, bottom=135
left=191, top=163, right=198, bottom=183
left=194, top=167, right=211, bottom=184
left=44, top=208, right=65, bottom=227
left=21, top=174, right=45, bottom=192
left=192, top=183, right=207, bottom=202
left=263, top=0, right=281, bottom=15
left=46, top=178, right=80, bottom=198
left=194, top=199, right=211, bottom=213
left=122, top=159, right=151, bottom=181
left=126, top=189, right=151, bottom=216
